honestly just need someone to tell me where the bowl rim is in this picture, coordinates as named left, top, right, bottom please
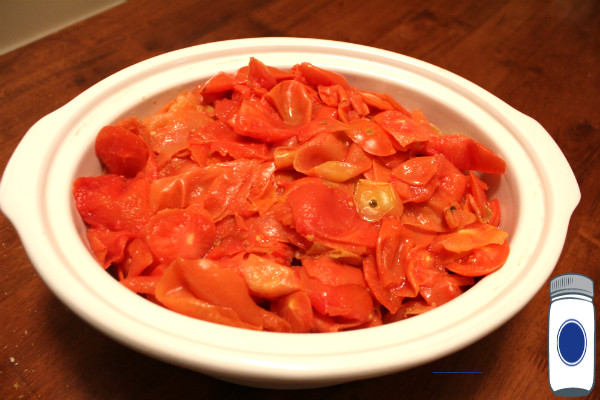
left=0, top=37, right=580, bottom=387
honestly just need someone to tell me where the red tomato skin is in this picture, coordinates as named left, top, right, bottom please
left=228, top=98, right=295, bottom=142
left=444, top=241, right=510, bottom=276
left=270, top=291, right=314, bottom=333
left=374, top=110, right=433, bottom=147
left=286, top=180, right=379, bottom=248
left=433, top=155, right=468, bottom=203
left=143, top=208, right=216, bottom=263
left=73, top=174, right=152, bottom=232
left=391, top=177, right=438, bottom=204
left=302, top=272, right=373, bottom=323
left=363, top=254, right=404, bottom=314
left=294, top=62, right=350, bottom=90
left=423, top=135, right=506, bottom=174
left=95, top=125, right=150, bottom=178
left=155, top=262, right=259, bottom=330
left=487, top=198, right=502, bottom=227
left=199, top=71, right=237, bottom=94
left=302, top=256, right=367, bottom=287
left=344, top=119, right=397, bottom=156
left=173, top=258, right=266, bottom=328
left=86, top=227, right=132, bottom=269
left=391, top=156, right=439, bottom=186
left=247, top=57, right=278, bottom=93
left=266, top=80, right=314, bottom=126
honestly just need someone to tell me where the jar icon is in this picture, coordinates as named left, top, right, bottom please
left=548, top=273, right=595, bottom=397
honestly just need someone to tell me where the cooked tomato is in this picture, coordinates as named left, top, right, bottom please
left=74, top=58, right=510, bottom=333
left=286, top=180, right=379, bottom=248
left=239, top=254, right=301, bottom=298
left=302, top=256, right=366, bottom=287
left=155, top=261, right=261, bottom=330
left=444, top=241, right=510, bottom=277
left=270, top=291, right=314, bottom=333
left=266, top=80, right=314, bottom=126
left=95, top=125, right=150, bottom=178
left=298, top=267, right=373, bottom=323
left=429, top=223, right=508, bottom=253
left=246, top=57, right=278, bottom=93
left=199, top=71, right=238, bottom=94
left=422, top=135, right=506, bottom=174
left=294, top=62, right=350, bottom=89
left=374, top=110, right=433, bottom=148
left=228, top=98, right=295, bottom=142
left=392, top=155, right=439, bottom=186
left=73, top=174, right=152, bottom=232
left=344, top=119, right=397, bottom=156
left=173, top=258, right=291, bottom=331
left=86, top=227, right=132, bottom=269
left=354, top=179, right=403, bottom=222
left=144, top=207, right=216, bottom=263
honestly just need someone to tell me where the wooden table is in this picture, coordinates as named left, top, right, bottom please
left=1, top=1, right=598, bottom=398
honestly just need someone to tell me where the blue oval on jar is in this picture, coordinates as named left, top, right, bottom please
left=557, top=319, right=587, bottom=366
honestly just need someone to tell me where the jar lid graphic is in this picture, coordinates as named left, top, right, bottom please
left=550, top=273, right=594, bottom=299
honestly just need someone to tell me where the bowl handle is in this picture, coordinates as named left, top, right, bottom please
left=516, top=110, right=580, bottom=212
left=0, top=109, right=65, bottom=228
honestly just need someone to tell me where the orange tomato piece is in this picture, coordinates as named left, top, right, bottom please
left=286, top=180, right=379, bottom=248
left=423, top=134, right=506, bottom=174
left=392, top=155, right=440, bottom=186
left=363, top=254, right=405, bottom=314
left=266, top=80, right=315, bottom=126
left=344, top=119, right=397, bottom=156
left=228, top=98, right=296, bottom=142
left=155, top=262, right=260, bottom=330
left=300, top=268, right=373, bottom=323
left=293, top=132, right=348, bottom=174
left=120, top=275, right=160, bottom=295
left=95, top=125, right=150, bottom=178
left=270, top=291, right=314, bottom=333
left=174, top=258, right=291, bottom=331
left=199, top=71, right=238, bottom=94
left=429, top=223, right=508, bottom=253
left=302, top=256, right=366, bottom=287
left=86, top=226, right=132, bottom=269
left=467, top=171, right=493, bottom=223
left=247, top=57, right=278, bottom=93
left=487, top=198, right=502, bottom=227
left=122, top=237, right=154, bottom=278
left=444, top=241, right=510, bottom=277
left=143, top=208, right=216, bottom=263
left=294, top=62, right=350, bottom=90
left=374, top=110, right=434, bottom=147
left=239, top=254, right=301, bottom=299
left=73, top=174, right=152, bottom=233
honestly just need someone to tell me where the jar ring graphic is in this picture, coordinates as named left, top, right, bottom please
left=556, top=319, right=587, bottom=366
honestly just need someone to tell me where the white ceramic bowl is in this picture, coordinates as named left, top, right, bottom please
left=0, top=38, right=580, bottom=389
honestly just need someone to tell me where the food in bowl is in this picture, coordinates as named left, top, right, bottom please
left=72, top=57, right=510, bottom=333
left=0, top=38, right=579, bottom=387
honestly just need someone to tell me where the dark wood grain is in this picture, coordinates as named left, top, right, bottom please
left=1, top=0, right=599, bottom=398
